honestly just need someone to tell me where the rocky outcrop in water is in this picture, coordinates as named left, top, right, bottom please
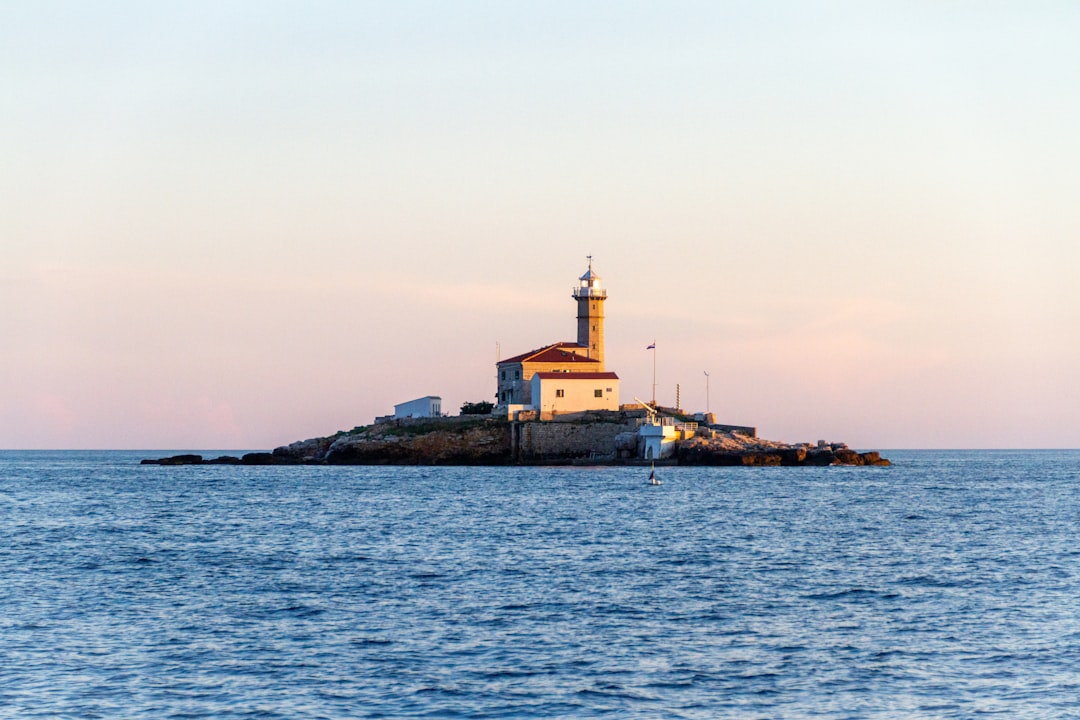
left=143, top=416, right=888, bottom=467
left=140, top=453, right=282, bottom=466
left=317, top=420, right=512, bottom=465
left=677, top=437, right=889, bottom=467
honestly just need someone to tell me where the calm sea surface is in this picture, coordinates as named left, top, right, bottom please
left=2, top=450, right=1079, bottom=719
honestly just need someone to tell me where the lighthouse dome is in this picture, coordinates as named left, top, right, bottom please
left=573, top=258, right=606, bottom=299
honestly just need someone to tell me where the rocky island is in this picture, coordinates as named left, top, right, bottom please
left=144, top=260, right=888, bottom=469
left=143, top=409, right=889, bottom=467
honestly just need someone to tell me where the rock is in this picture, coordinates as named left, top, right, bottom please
left=273, top=436, right=335, bottom=463
left=859, top=452, right=891, bottom=467
left=142, top=454, right=203, bottom=465
left=324, top=421, right=512, bottom=465
left=805, top=449, right=836, bottom=466
left=833, top=449, right=863, bottom=465
left=779, top=447, right=808, bottom=465
left=241, top=452, right=279, bottom=465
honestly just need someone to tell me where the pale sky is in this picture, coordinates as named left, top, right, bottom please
left=3, top=2, right=1078, bottom=450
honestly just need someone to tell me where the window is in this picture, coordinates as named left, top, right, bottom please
left=555, top=389, right=565, bottom=398
left=500, top=371, right=505, bottom=380
left=594, top=389, right=603, bottom=398
left=514, top=370, right=520, bottom=380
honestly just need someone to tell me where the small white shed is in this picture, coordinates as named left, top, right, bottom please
left=393, top=396, right=442, bottom=419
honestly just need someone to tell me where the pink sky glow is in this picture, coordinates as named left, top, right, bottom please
left=3, top=3, right=1078, bottom=449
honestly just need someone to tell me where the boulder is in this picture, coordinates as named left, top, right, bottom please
left=859, top=451, right=891, bottom=467
left=805, top=449, right=836, bottom=466
left=833, top=449, right=863, bottom=465
left=779, top=447, right=808, bottom=465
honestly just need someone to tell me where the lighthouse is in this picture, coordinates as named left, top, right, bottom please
left=495, top=257, right=618, bottom=413
left=573, top=256, right=606, bottom=370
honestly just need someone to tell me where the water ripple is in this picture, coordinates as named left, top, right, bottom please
left=1, top=449, right=1078, bottom=718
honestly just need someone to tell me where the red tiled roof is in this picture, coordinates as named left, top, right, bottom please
left=498, top=342, right=598, bottom=365
left=533, top=372, right=619, bottom=380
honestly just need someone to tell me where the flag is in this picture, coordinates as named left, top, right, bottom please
left=646, top=342, right=655, bottom=350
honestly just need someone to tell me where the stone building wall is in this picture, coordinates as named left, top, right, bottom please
left=515, top=419, right=638, bottom=462
left=498, top=358, right=602, bottom=404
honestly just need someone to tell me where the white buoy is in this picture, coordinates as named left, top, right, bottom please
left=649, top=463, right=661, bottom=485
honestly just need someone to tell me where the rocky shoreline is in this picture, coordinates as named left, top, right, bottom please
left=142, top=415, right=889, bottom=467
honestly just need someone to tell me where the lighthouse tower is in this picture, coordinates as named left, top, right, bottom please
left=573, top=256, right=607, bottom=369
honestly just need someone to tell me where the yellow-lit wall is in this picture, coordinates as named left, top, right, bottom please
left=531, top=376, right=619, bottom=413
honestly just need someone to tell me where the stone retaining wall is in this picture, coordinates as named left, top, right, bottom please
left=515, top=420, right=638, bottom=462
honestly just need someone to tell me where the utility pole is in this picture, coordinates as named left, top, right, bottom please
left=648, top=341, right=657, bottom=408
left=704, top=370, right=710, bottom=415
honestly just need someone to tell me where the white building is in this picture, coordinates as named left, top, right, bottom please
left=530, top=372, right=620, bottom=414
left=496, top=260, right=613, bottom=411
left=640, top=417, right=679, bottom=460
left=394, top=396, right=442, bottom=419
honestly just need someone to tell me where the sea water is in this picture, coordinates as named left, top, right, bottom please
left=1, top=450, right=1078, bottom=719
